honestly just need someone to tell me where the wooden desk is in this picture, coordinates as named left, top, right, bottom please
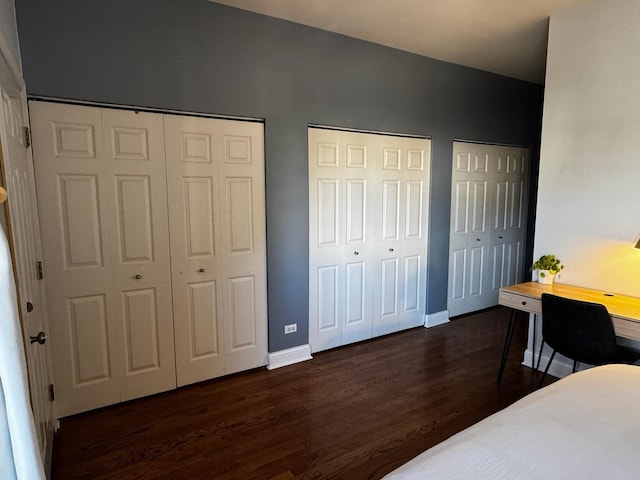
left=497, top=281, right=640, bottom=383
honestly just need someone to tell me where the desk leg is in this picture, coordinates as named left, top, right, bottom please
left=531, top=314, right=537, bottom=369
left=497, top=309, right=518, bottom=385
left=536, top=326, right=545, bottom=371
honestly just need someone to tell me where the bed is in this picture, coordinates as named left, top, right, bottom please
left=384, top=364, right=640, bottom=480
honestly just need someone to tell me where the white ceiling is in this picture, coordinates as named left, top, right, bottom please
left=211, top=0, right=586, bottom=84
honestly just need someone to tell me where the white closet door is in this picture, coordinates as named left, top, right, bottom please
left=165, top=115, right=267, bottom=386
left=164, top=115, right=224, bottom=386
left=372, top=135, right=430, bottom=335
left=30, top=102, right=175, bottom=416
left=309, top=128, right=430, bottom=353
left=216, top=120, right=267, bottom=375
left=489, top=147, right=528, bottom=295
left=448, top=146, right=493, bottom=316
left=100, top=109, right=175, bottom=401
left=448, top=142, right=528, bottom=317
left=308, top=128, right=375, bottom=352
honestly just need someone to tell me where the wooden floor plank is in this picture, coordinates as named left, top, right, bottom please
left=52, top=306, right=543, bottom=479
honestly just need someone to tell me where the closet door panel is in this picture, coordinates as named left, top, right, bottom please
left=186, top=281, right=220, bottom=358
left=373, top=136, right=429, bottom=334
left=58, top=174, right=103, bottom=269
left=31, top=102, right=176, bottom=416
left=68, top=294, right=110, bottom=384
left=30, top=102, right=120, bottom=416
left=225, top=177, right=254, bottom=254
left=122, top=288, right=161, bottom=373
left=183, top=177, right=216, bottom=258
left=398, top=137, right=430, bottom=329
left=447, top=145, right=493, bottom=317
left=217, top=120, right=267, bottom=374
left=309, top=130, right=344, bottom=352
left=101, top=109, right=175, bottom=401
left=403, top=255, right=421, bottom=313
left=165, top=115, right=224, bottom=386
left=489, top=147, right=528, bottom=299
left=165, top=115, right=267, bottom=385
left=340, top=132, right=373, bottom=345
left=373, top=137, right=404, bottom=336
left=115, top=175, right=154, bottom=263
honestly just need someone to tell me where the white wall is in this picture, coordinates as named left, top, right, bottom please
left=0, top=0, right=20, bottom=71
left=0, top=0, right=19, bottom=234
left=535, top=0, right=640, bottom=297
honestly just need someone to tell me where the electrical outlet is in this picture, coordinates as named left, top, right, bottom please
left=284, top=323, right=297, bottom=334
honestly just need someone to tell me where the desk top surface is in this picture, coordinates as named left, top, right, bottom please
left=500, top=282, right=640, bottom=322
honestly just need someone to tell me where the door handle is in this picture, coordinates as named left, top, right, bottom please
left=134, top=274, right=142, bottom=280
left=354, top=251, right=359, bottom=255
left=30, top=332, right=46, bottom=345
left=388, top=248, right=394, bottom=252
left=198, top=268, right=206, bottom=273
left=26, top=301, right=34, bottom=313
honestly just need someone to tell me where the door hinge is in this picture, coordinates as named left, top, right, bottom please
left=48, top=384, right=55, bottom=402
left=23, top=126, right=31, bottom=148
left=36, top=261, right=44, bottom=280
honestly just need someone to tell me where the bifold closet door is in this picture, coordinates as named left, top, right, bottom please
left=448, top=142, right=528, bottom=317
left=308, top=128, right=375, bottom=352
left=309, top=128, right=430, bottom=353
left=30, top=102, right=176, bottom=416
left=372, top=134, right=430, bottom=336
left=164, top=115, right=267, bottom=387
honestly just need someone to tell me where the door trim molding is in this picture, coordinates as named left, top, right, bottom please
left=26, top=95, right=264, bottom=123
left=308, top=123, right=429, bottom=139
left=267, top=344, right=312, bottom=370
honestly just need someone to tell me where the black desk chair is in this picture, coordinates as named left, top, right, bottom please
left=538, top=293, right=640, bottom=388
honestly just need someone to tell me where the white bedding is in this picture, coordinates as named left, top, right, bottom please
left=384, top=364, right=640, bottom=480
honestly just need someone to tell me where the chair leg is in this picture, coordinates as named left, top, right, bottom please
left=535, top=339, right=545, bottom=370
left=538, top=350, right=557, bottom=389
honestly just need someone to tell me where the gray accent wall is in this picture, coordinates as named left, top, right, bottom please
left=16, top=0, right=543, bottom=352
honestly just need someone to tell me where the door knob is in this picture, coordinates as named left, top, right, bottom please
left=134, top=274, right=142, bottom=280
left=198, top=268, right=206, bottom=273
left=26, top=301, right=34, bottom=313
left=30, top=332, right=46, bottom=345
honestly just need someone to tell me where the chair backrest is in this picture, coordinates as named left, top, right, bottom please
left=541, top=293, right=621, bottom=365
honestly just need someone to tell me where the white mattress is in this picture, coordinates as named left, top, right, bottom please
left=384, top=364, right=640, bottom=480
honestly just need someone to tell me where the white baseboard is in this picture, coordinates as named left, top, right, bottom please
left=523, top=348, right=577, bottom=379
left=424, top=310, right=450, bottom=328
left=267, top=344, right=313, bottom=370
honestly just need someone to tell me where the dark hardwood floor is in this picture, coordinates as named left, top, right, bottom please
left=52, top=306, right=545, bottom=480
